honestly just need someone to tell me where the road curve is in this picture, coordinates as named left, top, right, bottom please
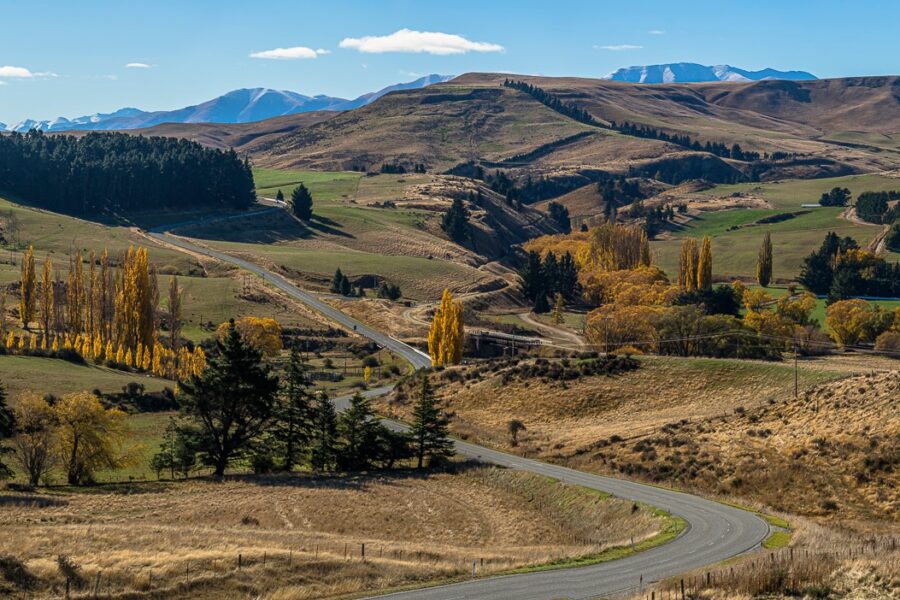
left=146, top=227, right=432, bottom=370
left=149, top=223, right=769, bottom=599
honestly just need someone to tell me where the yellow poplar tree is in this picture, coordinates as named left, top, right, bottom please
left=19, top=245, right=37, bottom=327
left=191, top=346, right=206, bottom=376
left=66, top=250, right=85, bottom=334
left=6, top=331, right=15, bottom=348
left=696, top=236, right=713, bottom=290
left=124, top=349, right=133, bottom=368
left=39, top=256, right=53, bottom=336
left=115, top=344, right=124, bottom=364
left=51, top=336, right=59, bottom=352
left=428, top=289, right=465, bottom=366
left=29, top=333, right=37, bottom=350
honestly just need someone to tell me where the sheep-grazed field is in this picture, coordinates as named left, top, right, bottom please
left=0, top=466, right=667, bottom=599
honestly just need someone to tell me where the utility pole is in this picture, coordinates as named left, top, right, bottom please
left=793, top=342, right=798, bottom=399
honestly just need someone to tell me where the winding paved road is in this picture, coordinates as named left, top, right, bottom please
left=148, top=218, right=769, bottom=599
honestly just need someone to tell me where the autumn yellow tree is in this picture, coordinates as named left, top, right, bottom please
left=696, top=236, right=712, bottom=290
left=217, top=316, right=283, bottom=357
left=19, top=245, right=36, bottom=327
left=66, top=250, right=85, bottom=333
left=53, top=391, right=134, bottom=485
left=825, top=299, right=892, bottom=347
left=113, top=247, right=156, bottom=356
left=678, top=238, right=699, bottom=291
left=428, top=288, right=465, bottom=366
left=12, top=393, right=58, bottom=486
left=39, top=255, right=53, bottom=336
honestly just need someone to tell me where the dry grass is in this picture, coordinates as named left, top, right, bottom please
left=0, top=467, right=662, bottom=599
left=632, top=518, right=900, bottom=600
left=378, top=356, right=899, bottom=522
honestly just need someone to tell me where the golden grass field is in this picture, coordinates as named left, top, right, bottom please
left=378, top=355, right=900, bottom=524
left=635, top=516, right=900, bottom=600
left=0, top=467, right=664, bottom=599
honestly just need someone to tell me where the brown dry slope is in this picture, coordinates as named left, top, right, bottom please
left=0, top=468, right=663, bottom=599
left=237, top=74, right=900, bottom=176
left=379, top=357, right=899, bottom=523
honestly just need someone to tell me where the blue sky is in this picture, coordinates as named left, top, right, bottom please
left=1, top=0, right=898, bottom=124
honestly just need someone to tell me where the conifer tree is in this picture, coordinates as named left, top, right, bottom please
left=409, top=377, right=453, bottom=468
left=337, top=392, right=381, bottom=471
left=272, top=344, right=314, bottom=471
left=757, top=232, right=773, bottom=288
left=19, top=245, right=36, bottom=328
left=291, top=183, right=314, bottom=220
left=176, top=320, right=279, bottom=477
left=697, top=236, right=713, bottom=290
left=310, top=393, right=338, bottom=472
left=552, top=292, right=564, bottom=324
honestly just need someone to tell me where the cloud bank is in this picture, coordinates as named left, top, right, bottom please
left=340, top=29, right=503, bottom=55
left=250, top=46, right=330, bottom=60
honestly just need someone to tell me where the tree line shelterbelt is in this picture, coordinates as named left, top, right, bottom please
left=0, top=130, right=255, bottom=215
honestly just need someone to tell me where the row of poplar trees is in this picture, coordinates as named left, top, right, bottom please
left=10, top=245, right=203, bottom=380
left=677, top=236, right=714, bottom=291
left=427, top=289, right=465, bottom=366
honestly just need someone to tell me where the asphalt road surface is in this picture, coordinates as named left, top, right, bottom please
left=146, top=227, right=432, bottom=370
left=149, top=222, right=769, bottom=599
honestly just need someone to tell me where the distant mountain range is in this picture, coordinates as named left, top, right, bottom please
left=605, top=63, right=817, bottom=84
left=3, top=74, right=453, bottom=133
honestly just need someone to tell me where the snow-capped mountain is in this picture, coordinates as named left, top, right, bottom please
left=4, top=75, right=454, bottom=132
left=606, top=63, right=817, bottom=84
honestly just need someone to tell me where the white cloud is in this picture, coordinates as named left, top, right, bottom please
left=0, top=81, right=7, bottom=86
left=594, top=44, right=643, bottom=51
left=339, top=29, right=503, bottom=55
left=249, top=46, right=328, bottom=60
left=649, top=29, right=665, bottom=35
left=0, top=65, right=34, bottom=78
left=126, top=62, right=151, bottom=69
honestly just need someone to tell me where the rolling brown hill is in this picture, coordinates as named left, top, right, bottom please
left=90, top=73, right=900, bottom=193
left=127, top=111, right=337, bottom=152
left=238, top=73, right=899, bottom=177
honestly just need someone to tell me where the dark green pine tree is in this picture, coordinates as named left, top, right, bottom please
left=176, top=320, right=279, bottom=477
left=272, top=344, right=315, bottom=471
left=441, top=198, right=469, bottom=242
left=339, top=273, right=352, bottom=297
left=275, top=189, right=284, bottom=202
left=0, top=379, right=14, bottom=480
left=291, top=183, right=314, bottom=220
left=310, top=393, right=339, bottom=472
left=331, top=268, right=345, bottom=294
left=409, top=377, right=453, bottom=468
left=518, top=250, right=546, bottom=303
left=337, top=392, right=382, bottom=471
